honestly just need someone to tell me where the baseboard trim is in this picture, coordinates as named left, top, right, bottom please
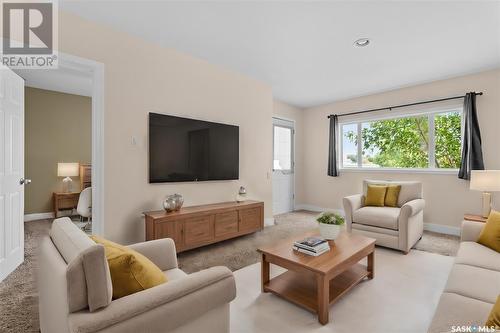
left=424, top=223, right=460, bottom=236
left=296, top=204, right=461, bottom=236
left=294, top=204, right=344, bottom=215
left=24, top=212, right=55, bottom=222
left=264, top=217, right=275, bottom=227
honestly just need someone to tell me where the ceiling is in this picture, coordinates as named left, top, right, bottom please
left=60, top=1, right=500, bottom=108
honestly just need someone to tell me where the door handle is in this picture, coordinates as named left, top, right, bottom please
left=20, top=178, right=32, bottom=185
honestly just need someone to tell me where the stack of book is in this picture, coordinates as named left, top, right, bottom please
left=293, top=237, right=330, bottom=256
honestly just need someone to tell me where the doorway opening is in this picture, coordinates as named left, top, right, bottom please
left=15, top=53, right=104, bottom=236
left=272, top=117, right=295, bottom=215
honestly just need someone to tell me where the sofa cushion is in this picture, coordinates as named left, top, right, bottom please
left=477, top=210, right=500, bottom=252
left=352, top=223, right=399, bottom=236
left=353, top=206, right=401, bottom=230
left=50, top=217, right=95, bottom=263
left=363, top=180, right=422, bottom=207
left=384, top=185, right=401, bottom=207
left=444, top=264, right=500, bottom=304
left=81, top=245, right=113, bottom=312
left=365, top=185, right=387, bottom=207
left=486, top=296, right=500, bottom=328
left=91, top=235, right=167, bottom=300
left=428, top=292, right=493, bottom=333
left=456, top=242, right=500, bottom=272
left=50, top=218, right=112, bottom=313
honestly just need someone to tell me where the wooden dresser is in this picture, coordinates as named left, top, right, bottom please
left=144, top=201, right=264, bottom=252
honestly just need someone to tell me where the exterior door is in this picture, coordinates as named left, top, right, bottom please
left=0, top=65, right=25, bottom=282
left=272, top=118, right=294, bottom=215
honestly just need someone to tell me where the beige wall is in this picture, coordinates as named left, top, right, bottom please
left=24, top=87, right=91, bottom=214
left=58, top=11, right=273, bottom=244
left=301, top=69, right=500, bottom=231
left=273, top=100, right=304, bottom=205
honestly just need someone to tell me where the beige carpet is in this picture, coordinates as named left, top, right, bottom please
left=230, top=248, right=455, bottom=333
left=0, top=211, right=459, bottom=332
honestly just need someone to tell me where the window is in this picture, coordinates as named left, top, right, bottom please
left=340, top=109, right=462, bottom=171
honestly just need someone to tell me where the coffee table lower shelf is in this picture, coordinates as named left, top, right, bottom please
left=263, top=263, right=369, bottom=313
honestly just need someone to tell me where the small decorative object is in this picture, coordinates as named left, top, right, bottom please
left=236, top=186, right=247, bottom=202
left=172, top=193, right=184, bottom=210
left=163, top=193, right=184, bottom=212
left=57, top=162, right=79, bottom=193
left=316, top=211, right=345, bottom=240
left=163, top=197, right=176, bottom=212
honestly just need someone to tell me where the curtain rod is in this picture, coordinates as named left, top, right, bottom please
left=327, top=92, right=483, bottom=119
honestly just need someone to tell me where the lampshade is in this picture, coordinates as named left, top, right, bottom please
left=470, top=170, right=500, bottom=192
left=57, top=163, right=79, bottom=177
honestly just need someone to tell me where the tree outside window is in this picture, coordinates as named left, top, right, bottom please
left=342, top=111, right=462, bottom=169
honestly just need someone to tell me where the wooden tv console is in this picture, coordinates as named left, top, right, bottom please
left=144, top=200, right=264, bottom=253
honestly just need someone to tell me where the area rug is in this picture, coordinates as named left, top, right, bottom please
left=0, top=211, right=459, bottom=332
left=230, top=248, right=454, bottom=333
left=178, top=210, right=460, bottom=273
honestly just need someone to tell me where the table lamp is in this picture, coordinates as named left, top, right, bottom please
left=470, top=170, right=500, bottom=218
left=58, top=163, right=79, bottom=193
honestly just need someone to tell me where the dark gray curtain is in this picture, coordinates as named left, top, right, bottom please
left=458, top=92, right=484, bottom=180
left=328, top=115, right=339, bottom=177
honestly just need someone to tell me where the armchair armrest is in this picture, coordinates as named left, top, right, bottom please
left=68, top=266, right=235, bottom=333
left=343, top=194, right=364, bottom=230
left=127, top=238, right=178, bottom=271
left=399, top=199, right=425, bottom=219
left=460, top=220, right=484, bottom=242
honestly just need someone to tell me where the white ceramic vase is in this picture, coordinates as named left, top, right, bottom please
left=318, top=223, right=341, bottom=240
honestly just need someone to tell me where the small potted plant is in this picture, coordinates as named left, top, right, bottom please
left=316, top=212, right=345, bottom=240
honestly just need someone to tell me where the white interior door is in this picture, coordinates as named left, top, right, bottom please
left=272, top=118, right=294, bottom=215
left=0, top=65, right=25, bottom=282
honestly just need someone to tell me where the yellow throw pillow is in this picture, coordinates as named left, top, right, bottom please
left=90, top=235, right=167, bottom=299
left=486, top=296, right=500, bottom=329
left=477, top=210, right=500, bottom=253
left=365, top=185, right=388, bottom=207
left=384, top=185, right=402, bottom=207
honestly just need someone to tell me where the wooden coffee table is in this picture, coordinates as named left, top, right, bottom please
left=257, top=231, right=375, bottom=325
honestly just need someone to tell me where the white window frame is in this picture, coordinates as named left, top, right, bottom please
left=338, top=106, right=463, bottom=174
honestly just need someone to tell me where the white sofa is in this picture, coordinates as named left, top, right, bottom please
left=343, top=180, right=425, bottom=253
left=427, top=220, right=500, bottom=333
left=38, top=217, right=236, bottom=333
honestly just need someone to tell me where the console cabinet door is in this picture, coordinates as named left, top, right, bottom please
left=155, top=220, right=183, bottom=250
left=184, top=215, right=214, bottom=247
left=215, top=211, right=238, bottom=239
left=239, top=207, right=262, bottom=232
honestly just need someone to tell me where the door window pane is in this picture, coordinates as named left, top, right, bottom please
left=342, top=123, right=358, bottom=167
left=273, top=126, right=292, bottom=170
left=435, top=111, right=461, bottom=169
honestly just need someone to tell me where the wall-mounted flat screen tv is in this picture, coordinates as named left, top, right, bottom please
left=149, top=113, right=239, bottom=183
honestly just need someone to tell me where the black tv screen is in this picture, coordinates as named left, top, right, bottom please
left=149, top=113, right=239, bottom=183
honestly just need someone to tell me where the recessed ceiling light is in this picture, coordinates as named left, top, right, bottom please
left=354, top=38, right=370, bottom=47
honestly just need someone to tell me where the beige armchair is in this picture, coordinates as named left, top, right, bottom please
left=343, top=180, right=425, bottom=254
left=38, top=218, right=236, bottom=333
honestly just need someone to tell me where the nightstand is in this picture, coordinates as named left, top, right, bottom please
left=53, top=192, right=80, bottom=217
left=463, top=214, right=487, bottom=223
